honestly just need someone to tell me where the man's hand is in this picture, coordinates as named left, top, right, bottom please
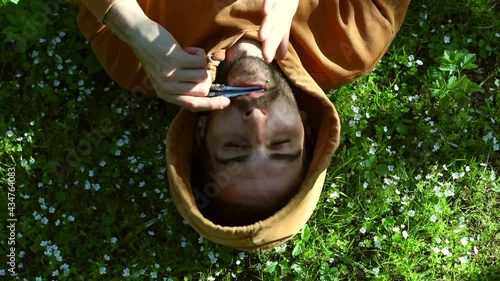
left=104, top=0, right=230, bottom=111
left=259, top=0, right=299, bottom=63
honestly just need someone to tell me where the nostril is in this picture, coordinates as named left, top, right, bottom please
left=244, top=109, right=253, bottom=116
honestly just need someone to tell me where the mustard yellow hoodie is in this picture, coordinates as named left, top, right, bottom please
left=71, top=0, right=409, bottom=251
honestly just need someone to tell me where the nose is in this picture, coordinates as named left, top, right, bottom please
left=242, top=107, right=267, bottom=143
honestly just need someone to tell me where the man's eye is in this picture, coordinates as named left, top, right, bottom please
left=270, top=139, right=290, bottom=146
left=224, top=143, right=249, bottom=149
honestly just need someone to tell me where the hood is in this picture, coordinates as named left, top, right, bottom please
left=166, top=31, right=341, bottom=252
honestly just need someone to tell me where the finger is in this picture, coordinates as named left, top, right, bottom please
left=157, top=70, right=212, bottom=96
left=175, top=95, right=231, bottom=112
left=259, top=12, right=275, bottom=41
left=262, top=0, right=276, bottom=15
left=173, top=68, right=209, bottom=83
left=181, top=47, right=208, bottom=68
left=275, top=32, right=290, bottom=60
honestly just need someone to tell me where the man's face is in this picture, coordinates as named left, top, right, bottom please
left=203, top=56, right=306, bottom=208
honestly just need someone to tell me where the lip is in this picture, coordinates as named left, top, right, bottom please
left=230, top=81, right=267, bottom=89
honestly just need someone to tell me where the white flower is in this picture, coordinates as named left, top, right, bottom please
left=99, top=160, right=106, bottom=167
left=104, top=254, right=110, bottom=261
left=115, top=150, right=121, bottom=156
left=351, top=105, right=360, bottom=113
left=444, top=34, right=451, bottom=43
left=356, top=131, right=362, bottom=137
left=394, top=84, right=399, bottom=91
left=371, top=268, right=380, bottom=275
left=392, top=227, right=400, bottom=232
left=111, top=237, right=118, bottom=244
left=360, top=227, right=366, bottom=234
left=408, top=54, right=415, bottom=61
left=408, top=210, right=415, bottom=217
left=99, top=267, right=107, bottom=275
left=402, top=230, right=409, bottom=239
left=89, top=170, right=94, bottom=177
left=441, top=247, right=452, bottom=256
left=460, top=237, right=469, bottom=246
left=369, top=147, right=377, bottom=155
left=388, top=165, right=395, bottom=171
left=6, top=130, right=14, bottom=137
left=459, top=256, right=468, bottom=264
left=444, top=189, right=455, bottom=197
left=430, top=215, right=438, bottom=222
left=416, top=59, right=423, bottom=65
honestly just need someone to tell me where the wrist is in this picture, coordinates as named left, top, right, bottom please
left=104, top=0, right=149, bottom=44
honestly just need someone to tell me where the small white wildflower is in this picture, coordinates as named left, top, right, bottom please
left=330, top=191, right=340, bottom=199
left=444, top=34, right=451, bottom=43
left=444, top=189, right=455, bottom=197
left=392, top=227, right=400, bottom=232
left=89, top=170, right=94, bottom=177
left=416, top=59, right=423, bottom=65
left=99, top=267, right=107, bottom=275
left=402, top=230, right=409, bottom=239
left=394, top=84, right=399, bottom=91
left=347, top=201, right=354, bottom=208
left=122, top=268, right=130, bottom=277
left=355, top=131, right=362, bottom=137
left=351, top=105, right=360, bottom=113
left=115, top=150, right=121, bottom=156
left=460, top=237, right=469, bottom=246
left=432, top=247, right=440, bottom=253
left=360, top=227, right=366, bottom=234
left=433, top=144, right=440, bottom=151
left=459, top=256, right=468, bottom=264
left=6, top=130, right=14, bottom=137
left=369, top=147, right=377, bottom=155
left=99, top=160, right=106, bottom=167
left=430, top=215, right=438, bottom=222
left=111, top=237, right=118, bottom=244
left=408, top=210, right=416, bottom=217
left=371, top=268, right=380, bottom=276
left=388, top=165, right=395, bottom=171
left=358, top=241, right=366, bottom=247
left=363, top=182, right=369, bottom=189
left=104, top=255, right=110, bottom=261
left=408, top=54, right=415, bottom=61
left=441, top=247, right=452, bottom=256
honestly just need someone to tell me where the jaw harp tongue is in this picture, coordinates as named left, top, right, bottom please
left=208, top=84, right=264, bottom=98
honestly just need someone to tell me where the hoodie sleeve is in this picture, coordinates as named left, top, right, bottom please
left=290, top=0, right=410, bottom=89
left=69, top=0, right=125, bottom=22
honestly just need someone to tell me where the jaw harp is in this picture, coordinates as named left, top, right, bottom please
left=208, top=83, right=264, bottom=98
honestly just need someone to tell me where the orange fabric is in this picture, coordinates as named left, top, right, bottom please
left=71, top=0, right=409, bottom=251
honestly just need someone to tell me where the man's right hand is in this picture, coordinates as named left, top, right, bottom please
left=104, top=0, right=230, bottom=112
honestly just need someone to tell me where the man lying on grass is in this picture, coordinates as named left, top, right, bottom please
left=70, top=0, right=409, bottom=251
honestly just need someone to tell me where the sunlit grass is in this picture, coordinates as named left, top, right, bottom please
left=0, top=0, right=499, bottom=280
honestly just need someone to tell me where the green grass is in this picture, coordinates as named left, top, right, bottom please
left=0, top=0, right=499, bottom=280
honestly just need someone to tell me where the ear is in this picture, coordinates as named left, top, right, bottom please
left=194, top=115, right=208, bottom=152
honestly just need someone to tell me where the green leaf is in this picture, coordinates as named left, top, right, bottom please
left=464, top=81, right=484, bottom=93
left=438, top=64, right=457, bottom=73
left=266, top=261, right=278, bottom=273
left=292, top=242, right=304, bottom=257
left=301, top=224, right=311, bottom=242
left=375, top=164, right=389, bottom=175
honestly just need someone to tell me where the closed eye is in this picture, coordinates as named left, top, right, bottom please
left=270, top=139, right=290, bottom=146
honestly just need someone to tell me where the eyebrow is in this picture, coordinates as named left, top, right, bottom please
left=214, top=149, right=302, bottom=165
